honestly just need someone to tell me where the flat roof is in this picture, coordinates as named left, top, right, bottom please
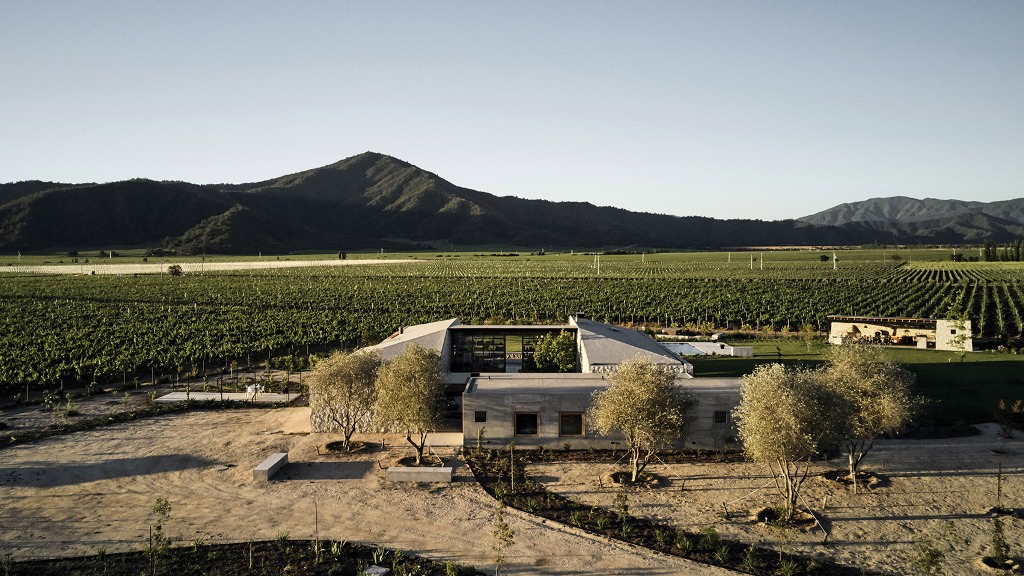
left=827, top=315, right=937, bottom=329
left=464, top=373, right=730, bottom=394
left=449, top=325, right=572, bottom=331
left=466, top=373, right=608, bottom=394
left=684, top=377, right=742, bottom=392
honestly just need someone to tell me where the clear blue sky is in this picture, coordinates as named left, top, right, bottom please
left=2, top=1, right=1021, bottom=220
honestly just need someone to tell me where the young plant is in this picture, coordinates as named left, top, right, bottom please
left=148, top=497, right=172, bottom=574
left=613, top=486, right=629, bottom=522
left=912, top=537, right=944, bottom=576
left=699, top=525, right=720, bottom=550
left=714, top=544, right=730, bottom=564
left=990, top=518, right=1011, bottom=565
left=740, top=544, right=761, bottom=572
left=492, top=504, right=515, bottom=576
left=674, top=533, right=693, bottom=555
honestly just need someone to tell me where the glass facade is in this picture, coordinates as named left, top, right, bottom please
left=450, top=329, right=573, bottom=373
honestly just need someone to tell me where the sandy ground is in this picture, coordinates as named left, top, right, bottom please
left=2, top=398, right=1021, bottom=575
left=529, top=425, right=1024, bottom=575
left=0, top=407, right=734, bottom=575
left=0, top=258, right=420, bottom=275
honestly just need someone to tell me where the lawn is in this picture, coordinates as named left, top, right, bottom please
left=687, top=337, right=1024, bottom=426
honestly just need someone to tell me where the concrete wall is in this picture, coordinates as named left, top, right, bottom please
left=828, top=319, right=973, bottom=352
left=829, top=321, right=935, bottom=347
left=462, top=387, right=603, bottom=449
left=935, top=319, right=973, bottom=352
left=684, top=386, right=743, bottom=450
left=462, top=384, right=740, bottom=451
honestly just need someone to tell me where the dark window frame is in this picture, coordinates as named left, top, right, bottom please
left=558, top=412, right=585, bottom=437
left=474, top=410, right=487, bottom=423
left=514, top=412, right=539, bottom=436
left=714, top=411, right=729, bottom=425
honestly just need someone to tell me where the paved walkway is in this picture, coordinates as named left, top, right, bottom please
left=155, top=391, right=297, bottom=404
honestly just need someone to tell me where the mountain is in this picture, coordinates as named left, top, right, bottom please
left=801, top=196, right=1024, bottom=228
left=0, top=153, right=1017, bottom=253
left=799, top=196, right=1024, bottom=244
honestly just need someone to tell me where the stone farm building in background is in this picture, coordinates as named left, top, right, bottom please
left=311, top=316, right=740, bottom=450
left=827, top=315, right=973, bottom=352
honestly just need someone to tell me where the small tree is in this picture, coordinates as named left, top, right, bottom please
left=529, top=330, right=576, bottom=372
left=823, top=345, right=918, bottom=491
left=307, top=349, right=382, bottom=451
left=801, top=323, right=817, bottom=352
left=492, top=503, right=514, bottom=576
left=588, top=356, right=696, bottom=482
left=167, top=264, right=183, bottom=276
left=734, top=363, right=847, bottom=522
left=373, top=344, right=447, bottom=465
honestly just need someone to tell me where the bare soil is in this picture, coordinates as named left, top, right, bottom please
left=527, top=424, right=1024, bottom=575
left=0, top=407, right=732, bottom=575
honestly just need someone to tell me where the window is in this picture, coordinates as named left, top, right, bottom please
left=714, top=411, right=729, bottom=425
left=559, top=413, right=584, bottom=436
left=950, top=329, right=957, bottom=335
left=514, top=413, right=539, bottom=436
left=474, top=411, right=487, bottom=423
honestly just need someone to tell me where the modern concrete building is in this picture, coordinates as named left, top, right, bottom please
left=312, top=316, right=740, bottom=450
left=462, top=373, right=740, bottom=450
left=827, top=315, right=973, bottom=352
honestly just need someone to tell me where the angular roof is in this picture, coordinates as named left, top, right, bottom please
left=367, top=318, right=460, bottom=362
left=571, top=316, right=692, bottom=375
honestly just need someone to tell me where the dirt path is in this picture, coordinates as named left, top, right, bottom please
left=0, top=408, right=735, bottom=575
left=0, top=258, right=420, bottom=275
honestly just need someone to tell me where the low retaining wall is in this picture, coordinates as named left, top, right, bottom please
left=386, top=466, right=453, bottom=483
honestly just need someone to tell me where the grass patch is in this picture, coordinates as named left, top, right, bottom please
left=688, top=339, right=1024, bottom=426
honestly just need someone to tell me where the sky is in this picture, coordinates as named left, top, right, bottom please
left=1, top=2, right=1022, bottom=221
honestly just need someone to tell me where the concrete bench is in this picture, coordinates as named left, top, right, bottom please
left=253, top=452, right=288, bottom=481
left=386, top=466, right=453, bottom=483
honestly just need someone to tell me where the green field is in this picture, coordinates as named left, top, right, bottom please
left=688, top=338, right=1024, bottom=426
left=1, top=249, right=1022, bottom=424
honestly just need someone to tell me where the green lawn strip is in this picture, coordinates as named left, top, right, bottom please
left=4, top=539, right=479, bottom=576
left=689, top=339, right=1024, bottom=426
left=465, top=449, right=887, bottom=576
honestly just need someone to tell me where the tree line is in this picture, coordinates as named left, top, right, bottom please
left=981, top=239, right=1024, bottom=262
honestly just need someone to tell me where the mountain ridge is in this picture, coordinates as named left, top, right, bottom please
left=2, top=152, right=1022, bottom=253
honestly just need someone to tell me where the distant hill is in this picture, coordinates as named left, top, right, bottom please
left=1, top=153, right=1019, bottom=253
left=800, top=196, right=1024, bottom=240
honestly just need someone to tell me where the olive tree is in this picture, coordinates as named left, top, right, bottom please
left=734, top=363, right=847, bottom=522
left=373, top=344, right=447, bottom=465
left=307, top=349, right=382, bottom=451
left=823, top=345, right=918, bottom=491
left=588, top=356, right=696, bottom=482
left=530, top=330, right=576, bottom=372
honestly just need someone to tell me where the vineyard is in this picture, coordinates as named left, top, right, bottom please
left=2, top=250, right=1023, bottom=396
